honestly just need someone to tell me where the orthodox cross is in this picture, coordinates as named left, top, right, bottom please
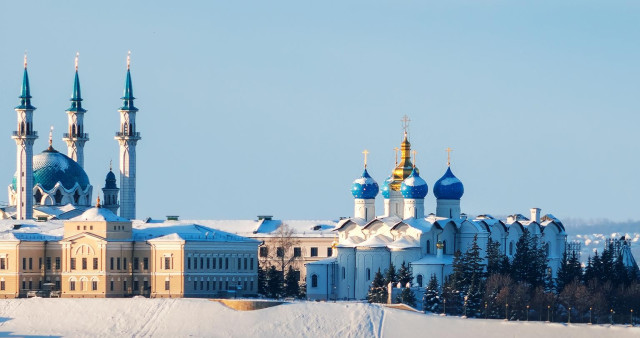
left=127, top=51, right=131, bottom=69
left=446, top=147, right=453, bottom=167
left=24, top=51, right=27, bottom=68
left=49, top=126, right=53, bottom=147
left=75, top=52, right=79, bottom=71
left=412, top=150, right=417, bottom=168
left=401, top=115, right=411, bottom=134
left=362, top=149, right=369, bottom=168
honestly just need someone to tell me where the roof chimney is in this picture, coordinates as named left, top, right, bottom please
left=530, top=208, right=541, bottom=224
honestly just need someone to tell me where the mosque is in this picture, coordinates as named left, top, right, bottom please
left=4, top=53, right=138, bottom=221
left=305, top=127, right=568, bottom=301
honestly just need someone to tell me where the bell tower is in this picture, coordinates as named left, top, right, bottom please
left=115, top=52, right=141, bottom=220
left=62, top=53, right=89, bottom=167
left=12, top=54, right=38, bottom=220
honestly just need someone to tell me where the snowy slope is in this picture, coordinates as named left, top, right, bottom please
left=0, top=298, right=636, bottom=337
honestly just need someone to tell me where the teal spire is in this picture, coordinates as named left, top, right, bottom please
left=16, top=56, right=35, bottom=110
left=67, top=70, right=86, bottom=112
left=120, top=53, right=138, bottom=111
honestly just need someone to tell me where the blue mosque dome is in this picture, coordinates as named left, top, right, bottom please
left=104, top=170, right=117, bottom=189
left=400, top=168, right=428, bottom=199
left=381, top=176, right=393, bottom=199
left=351, top=168, right=379, bottom=199
left=12, top=147, right=90, bottom=191
left=433, top=167, right=464, bottom=200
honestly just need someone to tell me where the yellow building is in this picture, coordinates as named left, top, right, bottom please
left=0, top=207, right=260, bottom=298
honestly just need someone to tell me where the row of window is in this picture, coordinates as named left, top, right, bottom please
left=186, top=257, right=254, bottom=271
left=259, top=247, right=332, bottom=258
left=190, top=280, right=254, bottom=292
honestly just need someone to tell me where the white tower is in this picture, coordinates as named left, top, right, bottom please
left=102, top=163, right=120, bottom=215
left=62, top=53, right=89, bottom=168
left=12, top=56, right=38, bottom=220
left=115, top=53, right=141, bottom=220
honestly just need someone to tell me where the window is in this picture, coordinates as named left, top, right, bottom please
left=133, top=257, right=139, bottom=271
left=237, top=259, right=241, bottom=270
left=93, top=258, right=99, bottom=270
left=82, top=258, right=87, bottom=270
left=187, top=258, right=191, bottom=270
left=55, top=257, right=61, bottom=270
left=259, top=247, right=268, bottom=257
left=22, top=281, right=25, bottom=290
left=207, top=258, right=210, bottom=269
left=293, top=247, right=302, bottom=257
left=70, top=281, right=76, bottom=291
left=28, top=258, right=32, bottom=270
left=143, top=258, right=149, bottom=270
left=45, top=257, right=51, bottom=270
left=417, top=274, right=423, bottom=287
left=0, top=281, right=4, bottom=290
left=70, top=258, right=76, bottom=270
left=225, top=281, right=229, bottom=290
left=366, top=268, right=371, bottom=281
left=39, top=258, right=42, bottom=270
left=193, top=281, right=197, bottom=290
left=92, top=281, right=98, bottom=291
left=342, top=267, right=346, bottom=279
left=165, top=280, right=170, bottom=291
left=110, top=257, right=114, bottom=270
left=164, top=257, right=171, bottom=270
left=55, top=281, right=60, bottom=290
left=244, top=258, right=248, bottom=270
left=212, top=258, right=217, bottom=269
left=22, top=258, right=26, bottom=270
left=0, top=258, right=6, bottom=270
left=143, top=280, right=149, bottom=291
left=193, top=257, right=197, bottom=270
left=427, top=240, right=431, bottom=254
left=310, top=247, right=318, bottom=257
left=509, top=241, right=514, bottom=256
left=117, top=257, right=121, bottom=270
left=311, top=274, right=318, bottom=288
left=133, top=280, right=139, bottom=291
left=225, top=258, right=229, bottom=269
left=276, top=247, right=284, bottom=258
left=124, top=258, right=127, bottom=271
left=250, top=258, right=254, bottom=270
left=250, top=281, right=254, bottom=291
left=201, top=258, right=205, bottom=270
left=28, top=281, right=32, bottom=290
left=219, top=258, right=223, bottom=269
left=110, top=280, right=114, bottom=291
left=200, top=281, right=204, bottom=290
left=327, top=247, right=333, bottom=257
left=123, top=280, right=127, bottom=292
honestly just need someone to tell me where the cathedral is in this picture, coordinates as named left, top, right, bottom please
left=5, top=53, right=139, bottom=220
left=305, top=128, right=568, bottom=301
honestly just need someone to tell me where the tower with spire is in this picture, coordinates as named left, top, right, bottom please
left=351, top=150, right=378, bottom=222
left=383, top=116, right=416, bottom=218
left=102, top=162, right=120, bottom=215
left=115, top=52, right=141, bottom=220
left=434, top=148, right=464, bottom=218
left=62, top=53, right=89, bottom=168
left=12, top=54, right=38, bottom=220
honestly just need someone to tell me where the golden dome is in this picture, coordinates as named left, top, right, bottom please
left=389, top=131, right=418, bottom=190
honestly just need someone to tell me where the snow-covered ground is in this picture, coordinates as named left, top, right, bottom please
left=0, top=298, right=636, bottom=337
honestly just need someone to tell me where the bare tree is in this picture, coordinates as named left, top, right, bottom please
left=259, top=223, right=301, bottom=275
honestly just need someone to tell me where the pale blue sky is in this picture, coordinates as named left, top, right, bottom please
left=0, top=1, right=638, bottom=221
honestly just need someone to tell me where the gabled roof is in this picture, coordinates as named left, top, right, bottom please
left=61, top=231, right=107, bottom=242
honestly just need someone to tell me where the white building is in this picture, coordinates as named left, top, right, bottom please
left=306, top=131, right=567, bottom=301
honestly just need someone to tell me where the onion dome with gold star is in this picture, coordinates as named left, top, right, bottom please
left=389, top=131, right=418, bottom=191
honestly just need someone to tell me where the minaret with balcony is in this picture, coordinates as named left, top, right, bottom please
left=115, top=53, right=141, bottom=220
left=62, top=53, right=89, bottom=168
left=12, top=55, right=38, bottom=220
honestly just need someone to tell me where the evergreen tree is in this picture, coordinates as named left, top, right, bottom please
left=397, top=262, right=413, bottom=287
left=511, top=229, right=532, bottom=284
left=423, top=274, right=441, bottom=313
left=450, top=250, right=465, bottom=290
left=367, top=269, right=388, bottom=303
left=465, top=276, right=484, bottom=317
left=257, top=264, right=268, bottom=296
left=556, top=250, right=582, bottom=292
left=486, top=238, right=503, bottom=276
left=384, top=263, right=398, bottom=286
left=442, top=276, right=462, bottom=315
left=266, top=265, right=284, bottom=299
left=284, top=265, right=300, bottom=298
left=396, top=287, right=417, bottom=308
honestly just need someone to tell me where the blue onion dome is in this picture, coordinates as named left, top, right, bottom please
left=12, top=146, right=90, bottom=191
left=433, top=167, right=464, bottom=200
left=351, top=168, right=379, bottom=199
left=400, top=168, right=428, bottom=199
left=104, top=169, right=117, bottom=189
left=381, top=176, right=393, bottom=199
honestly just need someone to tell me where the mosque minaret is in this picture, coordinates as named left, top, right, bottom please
left=11, top=55, right=38, bottom=220
left=115, top=52, right=141, bottom=220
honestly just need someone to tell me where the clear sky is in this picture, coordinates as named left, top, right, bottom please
left=0, top=1, right=638, bottom=221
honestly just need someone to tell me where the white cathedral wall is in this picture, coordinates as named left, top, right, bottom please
left=435, top=199, right=461, bottom=219
left=336, top=248, right=356, bottom=299
left=354, top=247, right=390, bottom=300
left=306, top=262, right=336, bottom=300
left=354, top=199, right=375, bottom=222
left=440, top=222, right=457, bottom=255
left=390, top=248, right=421, bottom=268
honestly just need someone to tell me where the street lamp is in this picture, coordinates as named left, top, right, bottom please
left=463, top=295, right=468, bottom=318
left=631, top=309, right=634, bottom=327
left=526, top=305, right=530, bottom=321
left=589, top=307, right=592, bottom=325
left=485, top=302, right=488, bottom=319
left=547, top=305, right=550, bottom=322
left=568, top=307, right=572, bottom=324
left=505, top=303, right=509, bottom=321
left=443, top=298, right=447, bottom=316
left=611, top=309, right=614, bottom=325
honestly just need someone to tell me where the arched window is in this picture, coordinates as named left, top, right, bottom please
left=311, top=274, right=318, bottom=288
left=544, top=243, right=550, bottom=257
left=427, top=240, right=431, bottom=254
left=342, top=267, right=346, bottom=280
left=366, top=268, right=371, bottom=281
left=443, top=240, right=447, bottom=255
left=54, top=190, right=63, bottom=205
left=74, top=191, right=80, bottom=204
left=417, top=274, right=423, bottom=287
left=33, top=189, right=42, bottom=205
left=509, top=241, right=514, bottom=256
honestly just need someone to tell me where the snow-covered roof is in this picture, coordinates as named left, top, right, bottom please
left=411, top=254, right=454, bottom=265
left=336, top=236, right=363, bottom=248
left=356, top=234, right=392, bottom=248
left=71, top=207, right=129, bottom=222
left=306, top=257, right=337, bottom=266
left=134, top=223, right=259, bottom=243
left=387, top=236, right=420, bottom=249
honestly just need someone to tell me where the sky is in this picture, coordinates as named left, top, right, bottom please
left=0, top=1, right=638, bottom=221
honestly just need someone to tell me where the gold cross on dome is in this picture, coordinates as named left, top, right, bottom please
left=446, top=147, right=453, bottom=167
left=49, top=126, right=54, bottom=147
left=401, top=115, right=411, bottom=133
left=393, top=147, right=399, bottom=166
left=362, top=149, right=369, bottom=168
